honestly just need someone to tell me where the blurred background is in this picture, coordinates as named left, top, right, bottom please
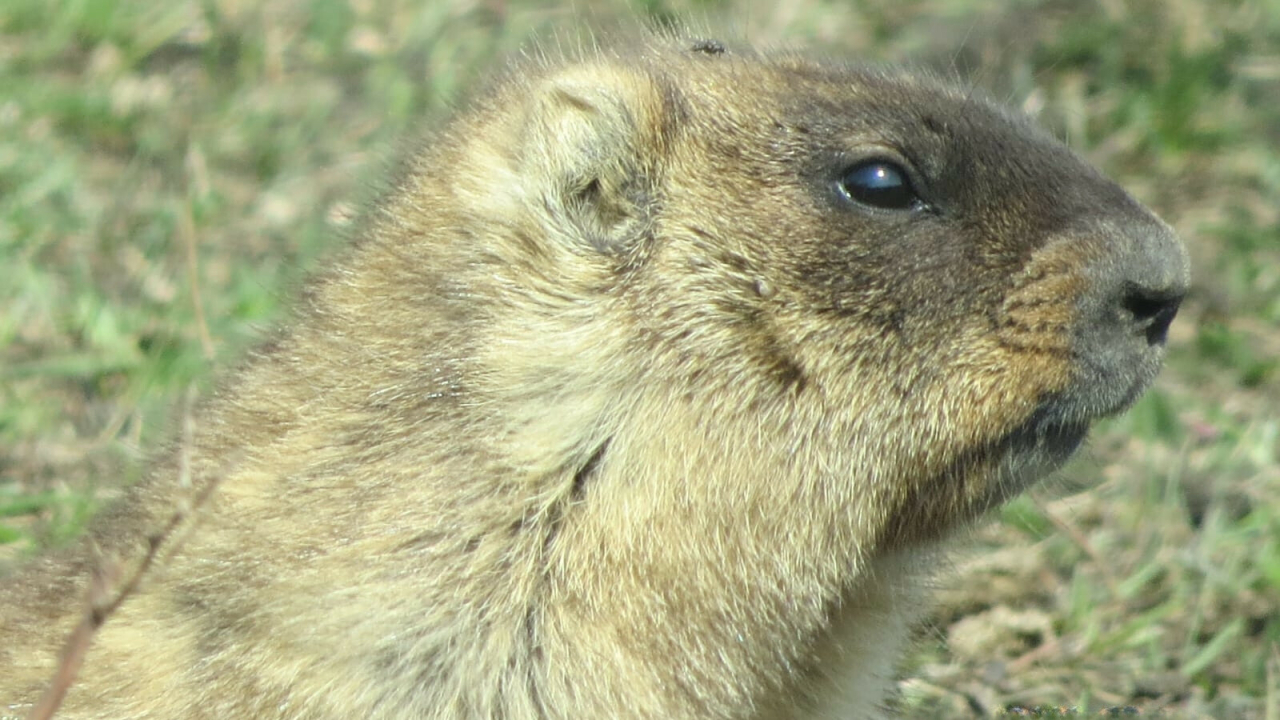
left=1, top=0, right=1276, bottom=715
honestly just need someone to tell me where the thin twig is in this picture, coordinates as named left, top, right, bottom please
left=1036, top=496, right=1120, bottom=598
left=182, top=146, right=216, bottom=362
left=27, top=389, right=225, bottom=720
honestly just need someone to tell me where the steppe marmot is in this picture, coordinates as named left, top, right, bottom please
left=2, top=32, right=1188, bottom=719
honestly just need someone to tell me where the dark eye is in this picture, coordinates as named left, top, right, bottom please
left=837, top=160, right=920, bottom=210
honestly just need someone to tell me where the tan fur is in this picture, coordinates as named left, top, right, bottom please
left=2, top=32, right=1188, bottom=719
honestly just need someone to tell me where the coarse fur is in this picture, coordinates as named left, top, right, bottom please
left=2, top=30, right=1188, bottom=719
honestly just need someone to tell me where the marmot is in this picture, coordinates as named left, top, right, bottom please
left=1, top=32, right=1188, bottom=719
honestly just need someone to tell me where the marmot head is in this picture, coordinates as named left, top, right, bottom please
left=373, top=34, right=1188, bottom=552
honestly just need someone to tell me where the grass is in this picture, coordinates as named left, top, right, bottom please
left=1, top=0, right=1277, bottom=716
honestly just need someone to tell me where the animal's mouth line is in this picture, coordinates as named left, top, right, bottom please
left=1021, top=364, right=1156, bottom=445
left=998, top=395, right=1097, bottom=471
left=1005, top=416, right=1089, bottom=459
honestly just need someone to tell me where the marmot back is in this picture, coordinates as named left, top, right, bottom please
left=1, top=33, right=1187, bottom=719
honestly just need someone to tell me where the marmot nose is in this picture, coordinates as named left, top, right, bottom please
left=1111, top=220, right=1189, bottom=347
left=1067, top=214, right=1189, bottom=415
left=1122, top=284, right=1183, bottom=347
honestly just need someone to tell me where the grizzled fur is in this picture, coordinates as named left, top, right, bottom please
left=2, top=32, right=1187, bottom=719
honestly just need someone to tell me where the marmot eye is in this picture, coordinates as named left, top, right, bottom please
left=838, top=160, right=920, bottom=210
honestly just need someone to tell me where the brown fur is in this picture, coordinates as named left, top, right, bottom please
left=2, top=32, right=1188, bottom=719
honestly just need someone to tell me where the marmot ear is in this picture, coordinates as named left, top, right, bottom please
left=521, top=65, right=666, bottom=254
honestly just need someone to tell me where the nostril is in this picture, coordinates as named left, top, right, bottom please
left=1123, top=286, right=1184, bottom=346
